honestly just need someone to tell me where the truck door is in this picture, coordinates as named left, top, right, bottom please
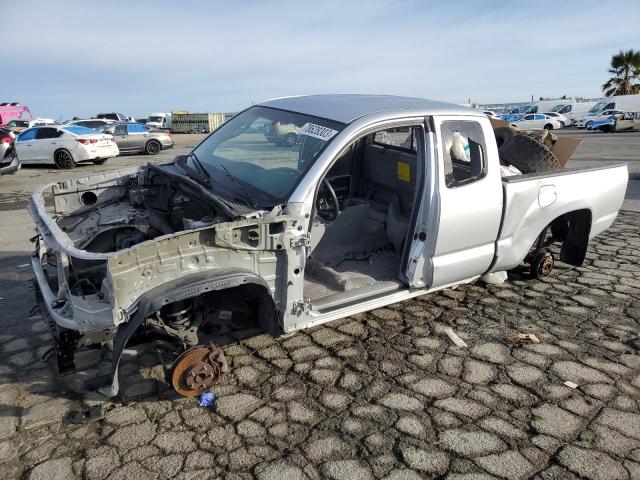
left=428, top=117, right=503, bottom=287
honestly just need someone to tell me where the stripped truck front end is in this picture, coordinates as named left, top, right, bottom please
left=28, top=165, right=306, bottom=395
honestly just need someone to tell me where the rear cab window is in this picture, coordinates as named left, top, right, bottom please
left=373, top=127, right=416, bottom=152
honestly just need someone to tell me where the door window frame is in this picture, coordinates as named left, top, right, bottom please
left=435, top=117, right=488, bottom=188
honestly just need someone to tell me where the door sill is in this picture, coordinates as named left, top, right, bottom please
left=310, top=280, right=403, bottom=313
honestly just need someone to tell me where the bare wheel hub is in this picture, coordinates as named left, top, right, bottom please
left=170, top=342, right=228, bottom=397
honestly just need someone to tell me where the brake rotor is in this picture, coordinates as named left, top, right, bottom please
left=170, top=343, right=228, bottom=397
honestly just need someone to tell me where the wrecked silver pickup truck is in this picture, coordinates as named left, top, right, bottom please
left=29, top=95, right=628, bottom=397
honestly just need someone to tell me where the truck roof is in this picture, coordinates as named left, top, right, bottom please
left=259, top=94, right=477, bottom=124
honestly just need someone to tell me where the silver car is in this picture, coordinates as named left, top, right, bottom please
left=0, top=128, right=19, bottom=176
left=102, top=122, right=174, bottom=155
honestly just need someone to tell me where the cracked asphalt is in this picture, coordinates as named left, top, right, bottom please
left=0, top=133, right=639, bottom=479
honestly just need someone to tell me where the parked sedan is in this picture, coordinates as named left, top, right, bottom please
left=101, top=122, right=173, bottom=155
left=15, top=125, right=119, bottom=169
left=542, top=111, right=570, bottom=127
left=586, top=113, right=622, bottom=133
left=577, top=109, right=622, bottom=128
left=0, top=128, right=20, bottom=177
left=510, top=114, right=562, bottom=131
left=65, top=119, right=115, bottom=130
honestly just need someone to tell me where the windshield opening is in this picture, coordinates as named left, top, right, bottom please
left=191, top=106, right=345, bottom=206
left=148, top=116, right=163, bottom=122
left=588, top=102, right=607, bottom=113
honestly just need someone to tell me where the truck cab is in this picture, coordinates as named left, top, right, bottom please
left=146, top=112, right=172, bottom=130
left=29, top=95, right=628, bottom=397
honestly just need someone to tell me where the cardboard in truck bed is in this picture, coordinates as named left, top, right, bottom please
left=489, top=117, right=581, bottom=168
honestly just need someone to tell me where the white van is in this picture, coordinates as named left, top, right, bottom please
left=146, top=112, right=172, bottom=130
left=574, top=94, right=640, bottom=127
left=549, top=102, right=596, bottom=126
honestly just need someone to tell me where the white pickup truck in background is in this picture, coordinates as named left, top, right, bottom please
left=29, top=95, right=628, bottom=397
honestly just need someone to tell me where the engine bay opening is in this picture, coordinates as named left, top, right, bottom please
left=55, top=167, right=232, bottom=254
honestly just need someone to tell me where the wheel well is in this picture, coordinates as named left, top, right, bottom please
left=152, top=282, right=279, bottom=337
left=97, top=275, right=280, bottom=397
left=550, top=209, right=592, bottom=266
left=544, top=124, right=553, bottom=130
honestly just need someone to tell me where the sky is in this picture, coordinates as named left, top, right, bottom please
left=3, top=0, right=639, bottom=120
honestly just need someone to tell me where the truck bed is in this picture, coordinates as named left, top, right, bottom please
left=492, top=164, right=628, bottom=272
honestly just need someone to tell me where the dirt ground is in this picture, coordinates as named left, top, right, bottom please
left=0, top=131, right=639, bottom=479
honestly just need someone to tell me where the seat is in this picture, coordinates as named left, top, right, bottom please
left=386, top=199, right=409, bottom=253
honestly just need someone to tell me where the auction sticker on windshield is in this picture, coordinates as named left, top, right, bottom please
left=298, top=123, right=339, bottom=141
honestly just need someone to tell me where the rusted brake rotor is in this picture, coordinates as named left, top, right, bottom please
left=170, top=342, right=229, bottom=397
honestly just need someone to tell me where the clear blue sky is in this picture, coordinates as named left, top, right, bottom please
left=3, top=0, right=639, bottom=120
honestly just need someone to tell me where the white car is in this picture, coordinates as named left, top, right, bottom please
left=483, top=110, right=500, bottom=119
left=65, top=119, right=115, bottom=130
left=510, top=114, right=562, bottom=131
left=15, top=125, right=119, bottom=169
left=576, top=109, right=623, bottom=129
left=542, top=111, right=570, bottom=127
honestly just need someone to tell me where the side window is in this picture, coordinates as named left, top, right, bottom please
left=530, top=106, right=538, bottom=113
left=623, top=113, right=633, bottom=120
left=128, top=123, right=147, bottom=133
left=440, top=120, right=486, bottom=188
left=635, top=113, right=640, bottom=120
left=605, top=103, right=615, bottom=110
left=36, top=127, right=62, bottom=139
left=114, top=125, right=127, bottom=135
left=523, top=115, right=533, bottom=120
left=373, top=127, right=415, bottom=151
left=17, top=128, right=38, bottom=142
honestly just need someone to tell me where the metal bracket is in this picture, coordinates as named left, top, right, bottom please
left=292, top=299, right=312, bottom=316
left=289, top=234, right=310, bottom=249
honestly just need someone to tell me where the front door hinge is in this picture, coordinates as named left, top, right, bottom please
left=292, top=299, right=312, bottom=316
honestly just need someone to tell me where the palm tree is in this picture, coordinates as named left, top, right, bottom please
left=602, top=49, right=640, bottom=97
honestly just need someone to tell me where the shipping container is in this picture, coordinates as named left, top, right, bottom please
left=171, top=112, right=226, bottom=134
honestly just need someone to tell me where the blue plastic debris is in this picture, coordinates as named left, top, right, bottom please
left=198, top=391, right=216, bottom=408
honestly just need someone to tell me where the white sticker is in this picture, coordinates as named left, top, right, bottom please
left=298, top=123, right=338, bottom=141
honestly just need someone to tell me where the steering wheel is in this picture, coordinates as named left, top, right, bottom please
left=316, top=178, right=340, bottom=221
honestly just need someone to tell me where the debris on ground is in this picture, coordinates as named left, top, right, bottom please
left=444, top=326, right=468, bottom=348
left=63, top=406, right=103, bottom=425
left=564, top=381, right=579, bottom=389
left=198, top=391, right=217, bottom=408
left=506, top=333, right=541, bottom=345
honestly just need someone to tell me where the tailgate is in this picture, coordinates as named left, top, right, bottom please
left=492, top=164, right=628, bottom=271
